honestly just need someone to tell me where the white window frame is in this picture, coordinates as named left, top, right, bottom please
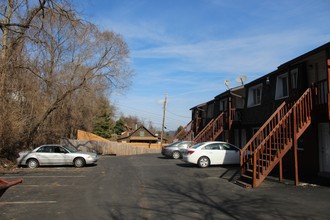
left=275, top=73, right=289, bottom=100
left=247, top=84, right=262, bottom=107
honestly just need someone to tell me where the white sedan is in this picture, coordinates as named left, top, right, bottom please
left=182, top=141, right=240, bottom=168
left=17, top=144, right=99, bottom=168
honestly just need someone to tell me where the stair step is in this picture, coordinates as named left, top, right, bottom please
left=258, top=158, right=270, bottom=164
left=240, top=174, right=252, bottom=182
left=262, top=153, right=276, bottom=158
left=235, top=180, right=252, bottom=188
left=245, top=169, right=261, bottom=179
left=246, top=168, right=253, bottom=175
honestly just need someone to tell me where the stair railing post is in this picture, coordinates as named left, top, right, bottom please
left=253, top=152, right=257, bottom=188
left=212, top=121, right=215, bottom=141
left=293, top=105, right=299, bottom=186
left=279, top=158, right=283, bottom=182
left=327, top=59, right=330, bottom=120
left=228, top=96, right=232, bottom=130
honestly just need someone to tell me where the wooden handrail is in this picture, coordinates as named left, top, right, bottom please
left=193, top=112, right=224, bottom=143
left=254, top=88, right=312, bottom=152
left=193, top=118, right=214, bottom=142
left=240, top=101, right=288, bottom=173
left=174, top=120, right=192, bottom=141
left=241, top=102, right=287, bottom=152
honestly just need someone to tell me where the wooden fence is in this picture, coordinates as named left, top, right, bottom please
left=61, top=139, right=161, bottom=156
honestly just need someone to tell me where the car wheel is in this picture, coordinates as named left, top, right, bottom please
left=198, top=156, right=210, bottom=168
left=27, top=159, right=39, bottom=168
left=74, top=157, right=85, bottom=168
left=172, top=151, right=181, bottom=159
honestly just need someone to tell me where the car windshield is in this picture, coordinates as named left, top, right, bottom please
left=166, top=142, right=181, bottom=147
left=179, top=141, right=191, bottom=146
left=191, top=143, right=204, bottom=149
left=63, top=145, right=78, bottom=153
left=223, top=143, right=240, bottom=150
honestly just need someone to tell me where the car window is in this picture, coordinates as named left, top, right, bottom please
left=64, top=145, right=78, bottom=153
left=166, top=142, right=180, bottom=147
left=191, top=143, right=204, bottom=149
left=37, top=146, right=53, bottom=153
left=54, top=146, right=67, bottom=153
left=179, top=142, right=189, bottom=147
left=204, top=143, right=220, bottom=150
left=221, top=143, right=238, bottom=151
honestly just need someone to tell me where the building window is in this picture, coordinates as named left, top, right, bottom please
left=247, top=84, right=262, bottom=107
left=290, top=68, right=298, bottom=89
left=219, top=99, right=227, bottom=111
left=275, top=73, right=289, bottom=99
left=140, top=131, right=145, bottom=137
left=207, top=103, right=214, bottom=118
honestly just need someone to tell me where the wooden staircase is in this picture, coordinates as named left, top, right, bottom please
left=238, top=88, right=313, bottom=188
left=193, top=112, right=225, bottom=143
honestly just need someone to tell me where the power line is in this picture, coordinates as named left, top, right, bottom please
left=114, top=103, right=190, bottom=130
left=167, top=110, right=191, bottom=118
left=116, top=103, right=189, bottom=123
left=115, top=104, right=163, bottom=118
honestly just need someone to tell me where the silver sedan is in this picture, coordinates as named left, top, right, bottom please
left=17, top=144, right=99, bottom=168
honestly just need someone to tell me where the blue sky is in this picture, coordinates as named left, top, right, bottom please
left=76, top=0, right=330, bottom=130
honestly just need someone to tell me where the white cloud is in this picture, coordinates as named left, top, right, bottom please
left=133, top=29, right=328, bottom=74
left=85, top=0, right=330, bottom=129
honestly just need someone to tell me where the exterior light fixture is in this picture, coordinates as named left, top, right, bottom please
left=266, top=77, right=270, bottom=85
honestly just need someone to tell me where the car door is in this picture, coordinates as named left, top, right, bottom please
left=53, top=146, right=70, bottom=165
left=203, top=143, right=223, bottom=165
left=36, top=146, right=55, bottom=165
left=221, top=143, right=240, bottom=164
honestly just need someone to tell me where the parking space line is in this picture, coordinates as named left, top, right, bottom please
left=2, top=175, right=86, bottom=178
left=0, top=201, right=57, bottom=205
left=16, top=184, right=75, bottom=187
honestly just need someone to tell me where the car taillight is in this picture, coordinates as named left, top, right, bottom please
left=187, top=150, right=195, bottom=155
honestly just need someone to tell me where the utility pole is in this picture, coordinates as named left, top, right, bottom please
left=160, top=94, right=168, bottom=148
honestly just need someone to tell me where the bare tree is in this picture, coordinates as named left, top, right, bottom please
left=0, top=0, right=133, bottom=160
left=0, top=0, right=55, bottom=154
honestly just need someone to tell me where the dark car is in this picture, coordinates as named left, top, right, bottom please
left=161, top=141, right=193, bottom=159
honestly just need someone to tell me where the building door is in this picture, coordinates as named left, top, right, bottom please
left=241, top=129, right=246, bottom=148
left=319, top=123, right=330, bottom=173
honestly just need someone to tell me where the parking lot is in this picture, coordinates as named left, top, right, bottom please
left=1, top=154, right=330, bottom=220
left=0, top=163, right=100, bottom=219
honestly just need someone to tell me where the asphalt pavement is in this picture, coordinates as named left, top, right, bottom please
left=0, top=154, right=330, bottom=220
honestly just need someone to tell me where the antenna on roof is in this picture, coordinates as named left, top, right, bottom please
left=224, top=80, right=230, bottom=90
left=235, top=75, right=247, bottom=85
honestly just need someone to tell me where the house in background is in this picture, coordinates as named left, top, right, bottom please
left=176, top=41, right=330, bottom=187
left=117, top=125, right=163, bottom=143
